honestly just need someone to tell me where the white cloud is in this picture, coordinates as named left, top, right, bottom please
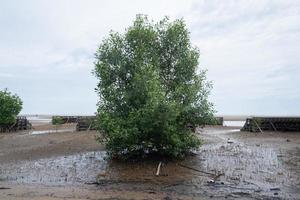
left=181, top=0, right=300, bottom=114
left=0, top=0, right=299, bottom=115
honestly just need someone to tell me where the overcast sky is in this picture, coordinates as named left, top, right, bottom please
left=0, top=0, right=299, bottom=115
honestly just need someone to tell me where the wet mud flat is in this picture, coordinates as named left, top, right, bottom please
left=0, top=126, right=300, bottom=200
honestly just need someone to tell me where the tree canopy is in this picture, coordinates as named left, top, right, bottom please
left=0, top=89, right=23, bottom=125
left=94, top=15, right=215, bottom=159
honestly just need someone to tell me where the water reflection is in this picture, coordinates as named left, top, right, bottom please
left=30, top=129, right=75, bottom=135
left=223, top=121, right=245, bottom=127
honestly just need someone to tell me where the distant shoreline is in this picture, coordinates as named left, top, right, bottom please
left=19, top=114, right=300, bottom=121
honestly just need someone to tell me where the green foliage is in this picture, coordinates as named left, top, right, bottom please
left=94, top=15, right=215, bottom=159
left=0, top=89, right=23, bottom=125
left=52, top=116, right=64, bottom=125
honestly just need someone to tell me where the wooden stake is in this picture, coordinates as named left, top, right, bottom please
left=156, top=162, right=162, bottom=176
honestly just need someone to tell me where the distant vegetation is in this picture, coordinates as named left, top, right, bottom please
left=0, top=89, right=23, bottom=125
left=94, top=15, right=215, bottom=159
left=52, top=116, right=64, bottom=133
left=52, top=116, right=64, bottom=125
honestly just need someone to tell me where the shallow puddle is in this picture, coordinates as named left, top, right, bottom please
left=223, top=120, right=245, bottom=127
left=29, top=128, right=75, bottom=135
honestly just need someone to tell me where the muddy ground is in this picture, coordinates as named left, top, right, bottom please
left=0, top=123, right=299, bottom=200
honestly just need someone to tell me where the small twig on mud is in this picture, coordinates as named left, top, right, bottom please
left=270, top=187, right=281, bottom=191
left=156, top=162, right=162, bottom=176
left=0, top=187, right=11, bottom=190
left=213, top=173, right=225, bottom=181
left=178, top=163, right=215, bottom=176
left=84, top=181, right=99, bottom=185
left=162, top=182, right=183, bottom=189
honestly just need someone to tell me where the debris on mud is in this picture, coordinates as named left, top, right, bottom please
left=227, top=138, right=234, bottom=144
left=270, top=187, right=281, bottom=191
left=155, top=162, right=162, bottom=176
left=0, top=187, right=11, bottom=190
left=178, top=163, right=215, bottom=176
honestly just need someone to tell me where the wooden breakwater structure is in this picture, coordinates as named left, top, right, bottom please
left=241, top=117, right=300, bottom=132
left=76, top=116, right=97, bottom=131
left=51, top=115, right=97, bottom=131
left=55, top=115, right=222, bottom=131
left=0, top=116, right=32, bottom=133
left=52, top=116, right=80, bottom=124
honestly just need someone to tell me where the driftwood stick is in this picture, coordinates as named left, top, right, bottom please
left=84, top=181, right=99, bottom=185
left=178, top=163, right=215, bottom=176
left=0, top=187, right=11, bottom=190
left=156, top=162, right=162, bottom=176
